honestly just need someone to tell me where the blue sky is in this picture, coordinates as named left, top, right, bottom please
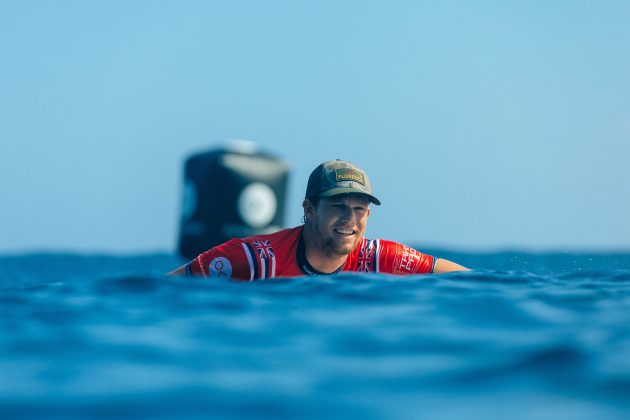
left=1, top=1, right=629, bottom=253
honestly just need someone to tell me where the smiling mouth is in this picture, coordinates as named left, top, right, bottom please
left=333, top=228, right=355, bottom=236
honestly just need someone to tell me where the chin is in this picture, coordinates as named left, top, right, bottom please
left=330, top=238, right=360, bottom=256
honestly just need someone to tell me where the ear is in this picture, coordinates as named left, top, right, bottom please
left=302, top=199, right=316, bottom=220
left=367, top=207, right=371, bottom=218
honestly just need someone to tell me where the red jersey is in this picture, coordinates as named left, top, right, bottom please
left=185, top=226, right=436, bottom=280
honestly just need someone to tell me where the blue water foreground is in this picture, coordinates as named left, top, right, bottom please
left=1, top=250, right=629, bottom=419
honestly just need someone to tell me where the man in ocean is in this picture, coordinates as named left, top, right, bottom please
left=169, top=160, right=468, bottom=279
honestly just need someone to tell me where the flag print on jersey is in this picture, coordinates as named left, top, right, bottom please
left=241, top=240, right=277, bottom=280
left=254, top=240, right=275, bottom=258
left=357, top=239, right=380, bottom=272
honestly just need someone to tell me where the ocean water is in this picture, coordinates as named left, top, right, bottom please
left=1, top=250, right=629, bottom=419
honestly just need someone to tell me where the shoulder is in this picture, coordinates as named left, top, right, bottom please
left=239, top=226, right=302, bottom=253
left=237, top=226, right=302, bottom=280
left=187, top=227, right=303, bottom=280
left=244, top=226, right=303, bottom=243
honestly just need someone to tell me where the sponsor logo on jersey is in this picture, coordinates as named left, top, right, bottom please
left=334, top=168, right=365, bottom=185
left=208, top=257, right=232, bottom=279
left=394, top=244, right=420, bottom=274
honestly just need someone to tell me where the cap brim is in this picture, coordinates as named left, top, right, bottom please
left=318, top=188, right=381, bottom=205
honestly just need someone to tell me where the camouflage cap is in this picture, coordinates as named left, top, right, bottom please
left=305, top=159, right=381, bottom=205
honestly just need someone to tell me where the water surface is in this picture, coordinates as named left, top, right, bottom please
left=1, top=251, right=629, bottom=419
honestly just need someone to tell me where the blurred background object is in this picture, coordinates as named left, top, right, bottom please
left=178, top=140, right=289, bottom=260
left=1, top=1, right=629, bottom=253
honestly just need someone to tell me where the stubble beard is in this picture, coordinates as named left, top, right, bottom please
left=308, top=222, right=360, bottom=257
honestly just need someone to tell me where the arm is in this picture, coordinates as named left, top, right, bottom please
left=433, top=258, right=469, bottom=273
left=375, top=239, right=470, bottom=275
left=166, top=238, right=251, bottom=280
left=167, top=264, right=187, bottom=276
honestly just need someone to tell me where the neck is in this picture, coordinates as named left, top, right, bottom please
left=302, top=225, right=349, bottom=274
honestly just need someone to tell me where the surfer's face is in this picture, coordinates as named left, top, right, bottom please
left=304, top=194, right=370, bottom=257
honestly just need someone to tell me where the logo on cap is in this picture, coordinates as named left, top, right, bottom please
left=334, top=168, right=365, bottom=185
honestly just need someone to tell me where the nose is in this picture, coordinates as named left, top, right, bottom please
left=339, top=206, right=353, bottom=222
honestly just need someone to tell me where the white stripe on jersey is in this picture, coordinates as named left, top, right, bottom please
left=241, top=242, right=255, bottom=281
left=260, top=255, right=267, bottom=280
